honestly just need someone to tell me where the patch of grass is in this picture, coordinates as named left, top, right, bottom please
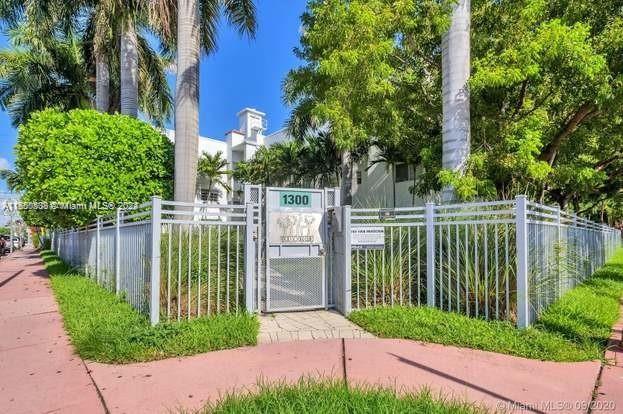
left=349, top=249, right=623, bottom=362
left=198, top=379, right=486, bottom=414
left=41, top=250, right=259, bottom=363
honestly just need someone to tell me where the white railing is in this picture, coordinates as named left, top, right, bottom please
left=51, top=193, right=621, bottom=328
left=346, top=195, right=621, bottom=327
left=51, top=197, right=260, bottom=325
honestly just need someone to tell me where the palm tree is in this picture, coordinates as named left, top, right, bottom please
left=0, top=169, right=22, bottom=192
left=197, top=151, right=231, bottom=203
left=272, top=140, right=304, bottom=185
left=441, top=0, right=471, bottom=202
left=0, top=23, right=172, bottom=126
left=0, top=27, right=92, bottom=126
left=0, top=3, right=174, bottom=125
left=174, top=0, right=257, bottom=203
left=300, top=132, right=341, bottom=188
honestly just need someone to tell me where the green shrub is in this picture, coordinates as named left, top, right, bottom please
left=15, top=109, right=173, bottom=228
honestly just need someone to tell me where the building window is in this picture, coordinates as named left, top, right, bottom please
left=356, top=171, right=362, bottom=185
left=200, top=189, right=220, bottom=203
left=395, top=164, right=410, bottom=183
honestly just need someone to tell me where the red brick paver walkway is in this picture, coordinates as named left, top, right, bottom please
left=2, top=249, right=620, bottom=414
left=592, top=305, right=623, bottom=414
left=0, top=249, right=105, bottom=414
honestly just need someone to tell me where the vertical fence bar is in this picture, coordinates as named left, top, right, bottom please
left=149, top=196, right=162, bottom=326
left=342, top=206, right=352, bottom=316
left=245, top=205, right=255, bottom=312
left=556, top=207, right=562, bottom=298
left=515, top=195, right=530, bottom=328
left=426, top=202, right=436, bottom=306
left=115, top=208, right=121, bottom=294
left=96, top=216, right=101, bottom=284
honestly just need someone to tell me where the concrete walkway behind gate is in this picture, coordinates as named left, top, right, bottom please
left=258, top=310, right=374, bottom=343
left=1, top=248, right=622, bottom=414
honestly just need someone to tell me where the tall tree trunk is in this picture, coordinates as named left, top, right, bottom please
left=95, top=51, right=110, bottom=112
left=120, top=20, right=138, bottom=117
left=441, top=0, right=471, bottom=203
left=175, top=0, right=200, bottom=202
left=340, top=151, right=353, bottom=206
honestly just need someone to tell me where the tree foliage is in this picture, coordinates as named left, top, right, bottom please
left=0, top=26, right=92, bottom=127
left=14, top=109, right=173, bottom=228
left=0, top=4, right=174, bottom=126
left=287, top=0, right=623, bottom=224
left=197, top=150, right=231, bottom=197
left=234, top=132, right=341, bottom=188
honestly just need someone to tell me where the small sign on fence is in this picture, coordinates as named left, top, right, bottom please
left=378, top=208, right=396, bottom=221
left=351, top=227, right=385, bottom=250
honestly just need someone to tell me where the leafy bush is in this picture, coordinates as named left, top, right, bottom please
left=14, top=109, right=173, bottom=228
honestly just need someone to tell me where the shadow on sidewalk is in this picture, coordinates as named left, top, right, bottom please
left=388, top=352, right=546, bottom=414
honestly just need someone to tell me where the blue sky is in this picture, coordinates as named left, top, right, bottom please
left=0, top=1, right=307, bottom=192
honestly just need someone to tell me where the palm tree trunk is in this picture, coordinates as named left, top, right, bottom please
left=340, top=150, right=353, bottom=206
left=441, top=0, right=471, bottom=202
left=120, top=20, right=138, bottom=117
left=175, top=0, right=200, bottom=202
left=95, top=51, right=109, bottom=112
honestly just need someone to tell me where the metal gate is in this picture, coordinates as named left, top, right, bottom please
left=264, top=187, right=328, bottom=311
left=243, top=185, right=339, bottom=313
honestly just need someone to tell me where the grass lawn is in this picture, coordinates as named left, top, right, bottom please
left=349, top=249, right=623, bottom=362
left=199, top=380, right=485, bottom=414
left=41, top=250, right=259, bottom=364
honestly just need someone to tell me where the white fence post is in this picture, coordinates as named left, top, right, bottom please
left=96, top=216, right=101, bottom=283
left=515, top=195, right=530, bottom=328
left=244, top=205, right=256, bottom=312
left=425, top=202, right=436, bottom=307
left=115, top=208, right=121, bottom=295
left=342, top=206, right=352, bottom=316
left=556, top=207, right=562, bottom=298
left=149, top=196, right=162, bottom=326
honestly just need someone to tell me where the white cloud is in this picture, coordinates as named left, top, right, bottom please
left=0, top=158, right=10, bottom=171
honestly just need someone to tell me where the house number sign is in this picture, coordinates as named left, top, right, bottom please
left=279, top=191, right=312, bottom=208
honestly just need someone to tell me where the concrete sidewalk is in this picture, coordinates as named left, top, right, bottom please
left=0, top=249, right=105, bottom=414
left=593, top=305, right=623, bottom=414
left=1, top=248, right=618, bottom=414
left=88, top=338, right=601, bottom=414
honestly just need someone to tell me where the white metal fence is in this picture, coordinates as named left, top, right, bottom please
left=344, top=195, right=621, bottom=327
left=52, top=197, right=260, bottom=325
left=51, top=193, right=621, bottom=328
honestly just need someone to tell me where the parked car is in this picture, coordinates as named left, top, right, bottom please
left=0, top=235, right=10, bottom=254
left=12, top=237, right=20, bottom=250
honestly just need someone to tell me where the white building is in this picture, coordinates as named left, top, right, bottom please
left=167, top=107, right=420, bottom=208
